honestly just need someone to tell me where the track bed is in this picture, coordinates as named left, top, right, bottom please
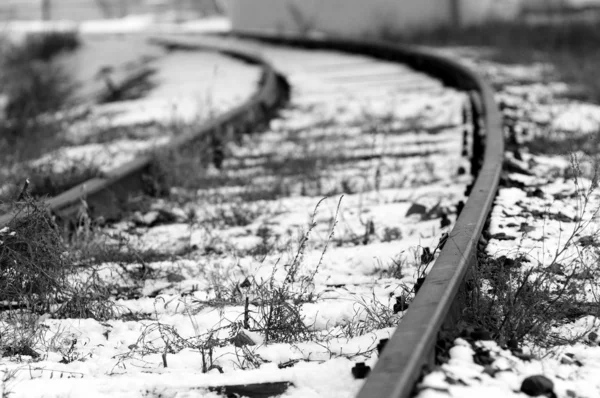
left=0, top=37, right=475, bottom=398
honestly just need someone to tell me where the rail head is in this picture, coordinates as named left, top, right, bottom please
left=226, top=32, right=504, bottom=398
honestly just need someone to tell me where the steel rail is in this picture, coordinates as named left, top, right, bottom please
left=0, top=44, right=289, bottom=228
left=219, top=33, right=504, bottom=398
left=2, top=31, right=504, bottom=398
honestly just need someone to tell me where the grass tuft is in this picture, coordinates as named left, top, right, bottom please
left=0, top=193, right=114, bottom=359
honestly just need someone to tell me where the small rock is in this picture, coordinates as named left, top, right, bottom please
left=520, top=375, right=554, bottom=397
left=464, top=183, right=473, bottom=196
left=166, top=272, right=185, bottom=282
left=587, top=331, right=598, bottom=343
left=546, top=263, right=564, bottom=275
left=423, top=201, right=444, bottom=221
left=393, top=296, right=409, bottom=313
left=414, top=277, right=426, bottom=294
left=491, top=232, right=516, bottom=241
left=483, top=365, right=499, bottom=377
left=513, top=351, right=534, bottom=361
left=504, top=177, right=526, bottom=189
left=421, top=247, right=433, bottom=264
left=405, top=203, right=427, bottom=217
left=507, top=338, right=520, bottom=351
left=560, top=353, right=582, bottom=366
left=232, top=329, right=261, bottom=347
left=518, top=223, right=536, bottom=233
left=499, top=256, right=515, bottom=268
left=440, top=213, right=451, bottom=229
left=132, top=209, right=178, bottom=227
left=473, top=348, right=494, bottom=366
left=527, top=188, right=544, bottom=199
left=351, top=362, right=371, bottom=379
left=456, top=200, right=465, bottom=216
left=560, top=356, right=573, bottom=365
left=377, top=339, right=388, bottom=354
left=240, top=277, right=252, bottom=289
left=505, top=158, right=533, bottom=175
left=471, top=328, right=492, bottom=341
left=555, top=212, right=576, bottom=223
left=444, top=375, right=463, bottom=385
left=513, top=149, right=523, bottom=161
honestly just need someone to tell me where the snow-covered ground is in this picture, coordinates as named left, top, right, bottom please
left=0, top=40, right=470, bottom=397
left=415, top=50, right=600, bottom=398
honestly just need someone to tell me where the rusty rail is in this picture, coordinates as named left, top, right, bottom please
left=1, top=32, right=504, bottom=398
left=223, top=33, right=504, bottom=398
left=0, top=43, right=289, bottom=228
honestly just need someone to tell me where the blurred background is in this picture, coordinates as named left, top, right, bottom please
left=0, top=0, right=226, bottom=22
left=1, top=0, right=600, bottom=35
left=227, top=0, right=600, bottom=37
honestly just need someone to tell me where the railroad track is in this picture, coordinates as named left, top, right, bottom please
left=0, top=33, right=503, bottom=398
left=0, top=43, right=286, bottom=226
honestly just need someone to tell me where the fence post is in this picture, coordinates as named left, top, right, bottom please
left=450, top=0, right=461, bottom=28
left=42, top=0, right=51, bottom=20
left=175, top=0, right=183, bottom=23
left=119, top=0, right=127, bottom=18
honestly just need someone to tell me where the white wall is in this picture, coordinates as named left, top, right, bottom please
left=230, top=0, right=454, bottom=37
left=229, top=0, right=528, bottom=37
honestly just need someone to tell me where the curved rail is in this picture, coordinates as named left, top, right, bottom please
left=222, top=33, right=504, bottom=398
left=1, top=32, right=504, bottom=397
left=0, top=45, right=289, bottom=228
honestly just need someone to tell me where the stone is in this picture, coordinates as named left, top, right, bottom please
left=520, top=375, right=554, bottom=397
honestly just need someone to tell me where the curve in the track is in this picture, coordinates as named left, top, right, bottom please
left=0, top=33, right=504, bottom=398
left=214, top=33, right=505, bottom=398
left=0, top=44, right=289, bottom=228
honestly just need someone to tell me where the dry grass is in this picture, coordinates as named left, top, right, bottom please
left=0, top=193, right=114, bottom=359
left=112, top=197, right=344, bottom=371
left=394, top=18, right=600, bottom=348
left=0, top=366, right=17, bottom=397
left=467, top=155, right=600, bottom=347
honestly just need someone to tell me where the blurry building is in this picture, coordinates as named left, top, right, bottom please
left=228, top=0, right=600, bottom=37
left=0, top=0, right=224, bottom=21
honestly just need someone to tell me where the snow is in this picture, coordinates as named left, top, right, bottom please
left=1, top=39, right=469, bottom=397
left=415, top=48, right=600, bottom=398
left=417, top=334, right=600, bottom=397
